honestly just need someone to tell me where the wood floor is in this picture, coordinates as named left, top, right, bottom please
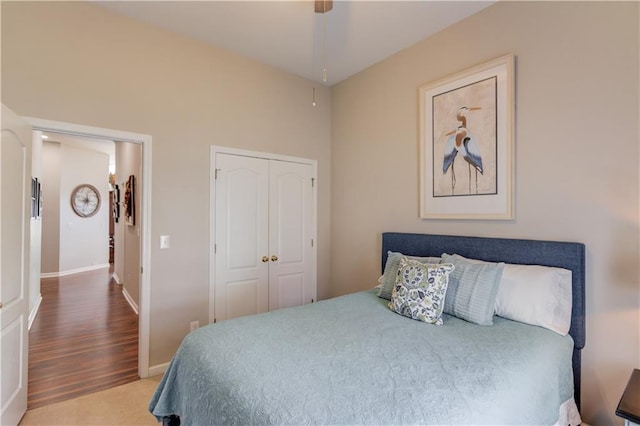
left=28, top=267, right=139, bottom=409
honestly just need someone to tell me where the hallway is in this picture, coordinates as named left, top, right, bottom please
left=27, top=268, right=138, bottom=409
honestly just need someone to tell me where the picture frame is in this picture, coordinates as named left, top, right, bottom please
left=124, top=175, right=135, bottom=226
left=31, top=177, right=42, bottom=219
left=112, top=184, right=120, bottom=223
left=31, top=177, right=37, bottom=218
left=419, top=53, right=514, bottom=220
left=38, top=179, right=43, bottom=217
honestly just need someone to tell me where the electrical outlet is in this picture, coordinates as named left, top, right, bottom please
left=190, top=321, right=199, bottom=332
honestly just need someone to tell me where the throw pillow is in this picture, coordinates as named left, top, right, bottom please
left=441, top=253, right=504, bottom=326
left=388, top=257, right=455, bottom=325
left=377, top=251, right=442, bottom=300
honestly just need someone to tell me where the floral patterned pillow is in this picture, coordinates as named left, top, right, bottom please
left=388, top=257, right=455, bottom=325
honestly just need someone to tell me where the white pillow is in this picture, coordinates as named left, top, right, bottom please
left=444, top=254, right=572, bottom=335
left=496, top=264, right=572, bottom=335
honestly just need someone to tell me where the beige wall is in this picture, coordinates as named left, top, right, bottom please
left=331, top=2, right=639, bottom=424
left=58, top=144, right=110, bottom=272
left=1, top=1, right=331, bottom=367
left=41, top=140, right=111, bottom=274
left=114, top=142, right=142, bottom=307
left=40, top=141, right=61, bottom=274
left=29, top=132, right=43, bottom=317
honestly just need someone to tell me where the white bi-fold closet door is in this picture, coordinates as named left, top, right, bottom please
left=211, top=149, right=316, bottom=323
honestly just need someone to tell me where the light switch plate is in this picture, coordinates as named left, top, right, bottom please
left=160, top=235, right=170, bottom=249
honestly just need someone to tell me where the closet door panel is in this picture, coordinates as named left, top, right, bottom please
left=268, top=160, right=314, bottom=310
left=274, top=273, right=304, bottom=309
left=225, top=279, right=260, bottom=320
left=214, top=153, right=269, bottom=321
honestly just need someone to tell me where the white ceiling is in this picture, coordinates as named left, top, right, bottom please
left=42, top=132, right=116, bottom=173
left=94, top=1, right=495, bottom=86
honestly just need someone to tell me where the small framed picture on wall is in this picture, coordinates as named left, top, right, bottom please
left=124, top=175, right=135, bottom=226
left=112, top=184, right=120, bottom=223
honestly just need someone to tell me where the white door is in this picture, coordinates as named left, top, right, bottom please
left=1, top=105, right=31, bottom=425
left=214, top=154, right=269, bottom=321
left=212, top=150, right=316, bottom=323
left=268, top=160, right=314, bottom=310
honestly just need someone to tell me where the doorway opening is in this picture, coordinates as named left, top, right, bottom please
left=25, top=117, right=152, bottom=408
left=29, top=131, right=143, bottom=407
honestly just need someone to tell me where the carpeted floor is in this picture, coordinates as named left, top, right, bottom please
left=19, top=376, right=162, bottom=425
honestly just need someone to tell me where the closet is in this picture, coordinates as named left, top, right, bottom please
left=211, top=149, right=316, bottom=322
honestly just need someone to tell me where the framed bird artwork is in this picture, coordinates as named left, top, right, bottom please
left=419, top=53, right=514, bottom=220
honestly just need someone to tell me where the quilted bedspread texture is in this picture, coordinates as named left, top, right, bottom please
left=149, top=290, right=575, bottom=425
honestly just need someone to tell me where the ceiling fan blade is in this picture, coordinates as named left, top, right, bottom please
left=314, top=0, right=333, bottom=14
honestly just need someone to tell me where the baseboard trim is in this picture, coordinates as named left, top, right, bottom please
left=40, top=263, right=110, bottom=278
left=112, top=272, right=122, bottom=285
left=148, top=362, right=170, bottom=377
left=122, top=286, right=139, bottom=315
left=28, top=294, right=43, bottom=330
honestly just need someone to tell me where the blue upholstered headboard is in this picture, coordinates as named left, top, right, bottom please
left=381, top=232, right=586, bottom=410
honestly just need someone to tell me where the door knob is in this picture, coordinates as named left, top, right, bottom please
left=271, top=255, right=278, bottom=262
left=261, top=256, right=269, bottom=263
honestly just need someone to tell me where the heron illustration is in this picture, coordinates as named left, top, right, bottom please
left=442, top=106, right=483, bottom=194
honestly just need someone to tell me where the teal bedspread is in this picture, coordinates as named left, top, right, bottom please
left=149, top=290, right=575, bottom=425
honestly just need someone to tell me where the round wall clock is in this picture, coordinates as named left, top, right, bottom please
left=71, top=184, right=101, bottom=218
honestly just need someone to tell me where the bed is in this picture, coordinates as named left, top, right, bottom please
left=149, top=232, right=585, bottom=425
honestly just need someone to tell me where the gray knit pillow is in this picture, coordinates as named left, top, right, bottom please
left=441, top=253, right=504, bottom=326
